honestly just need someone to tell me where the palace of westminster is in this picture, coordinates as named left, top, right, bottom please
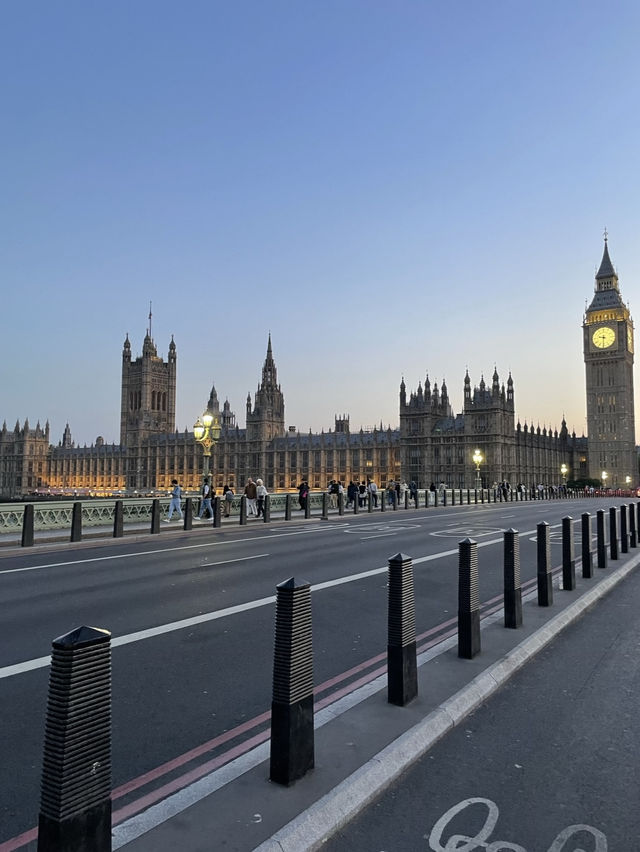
left=1, top=239, right=637, bottom=499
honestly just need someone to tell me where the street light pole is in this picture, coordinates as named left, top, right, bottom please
left=472, top=449, right=483, bottom=492
left=193, top=409, right=221, bottom=488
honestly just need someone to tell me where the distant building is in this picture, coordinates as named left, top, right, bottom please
left=3, top=238, right=637, bottom=500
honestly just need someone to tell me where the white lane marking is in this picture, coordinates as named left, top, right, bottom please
left=200, top=554, right=268, bottom=568
left=360, top=533, right=397, bottom=540
left=0, top=525, right=343, bottom=576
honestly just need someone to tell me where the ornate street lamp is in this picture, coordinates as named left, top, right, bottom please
left=601, top=470, right=608, bottom=491
left=625, top=475, right=631, bottom=491
left=472, top=449, right=483, bottom=492
left=193, top=408, right=221, bottom=483
left=560, top=463, right=568, bottom=486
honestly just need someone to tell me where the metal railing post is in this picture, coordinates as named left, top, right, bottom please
left=150, top=499, right=160, bottom=534
left=113, top=500, right=123, bottom=538
left=270, top=578, right=314, bottom=786
left=70, top=502, right=82, bottom=543
left=183, top=497, right=193, bottom=531
left=22, top=504, right=34, bottom=547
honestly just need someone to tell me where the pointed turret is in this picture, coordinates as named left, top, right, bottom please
left=596, top=235, right=615, bottom=280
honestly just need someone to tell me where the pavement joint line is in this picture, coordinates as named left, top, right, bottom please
left=252, top=551, right=640, bottom=852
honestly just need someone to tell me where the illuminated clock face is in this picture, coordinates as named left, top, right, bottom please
left=592, top=326, right=616, bottom=349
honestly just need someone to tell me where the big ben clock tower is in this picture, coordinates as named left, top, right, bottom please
left=583, top=234, right=636, bottom=487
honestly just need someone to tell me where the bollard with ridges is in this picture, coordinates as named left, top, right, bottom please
left=213, top=496, right=222, bottom=528
left=387, top=553, right=418, bottom=705
left=503, top=529, right=522, bottom=629
left=285, top=493, right=292, bottom=520
left=239, top=495, right=247, bottom=525
left=597, top=509, right=607, bottom=570
left=263, top=494, right=271, bottom=523
left=458, top=538, right=480, bottom=658
left=629, top=503, right=637, bottom=548
left=537, top=521, right=553, bottom=606
left=338, top=492, right=344, bottom=516
left=581, top=513, right=593, bottom=578
left=304, top=492, right=311, bottom=519
left=620, top=504, right=628, bottom=553
left=270, top=578, right=314, bottom=786
left=38, top=626, right=112, bottom=852
left=609, top=507, right=618, bottom=560
left=562, top=516, right=576, bottom=591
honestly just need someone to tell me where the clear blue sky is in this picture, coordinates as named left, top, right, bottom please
left=3, top=1, right=640, bottom=445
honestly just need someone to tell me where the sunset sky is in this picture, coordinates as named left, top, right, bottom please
left=3, top=1, right=640, bottom=445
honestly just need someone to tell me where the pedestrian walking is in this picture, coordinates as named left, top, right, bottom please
left=298, top=481, right=309, bottom=511
left=195, top=477, right=213, bottom=520
left=166, top=479, right=183, bottom=521
left=244, top=478, right=258, bottom=515
left=223, top=484, right=234, bottom=517
left=256, top=478, right=268, bottom=517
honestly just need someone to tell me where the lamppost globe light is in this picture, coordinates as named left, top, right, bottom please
left=472, top=449, right=483, bottom=465
left=202, top=411, right=214, bottom=428
left=193, top=420, right=205, bottom=441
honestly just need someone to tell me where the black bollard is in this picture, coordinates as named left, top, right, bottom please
left=380, top=490, right=386, bottom=512
left=609, top=507, right=618, bottom=560
left=22, top=504, right=34, bottom=547
left=392, top=491, right=397, bottom=511
left=597, top=509, right=607, bottom=569
left=151, top=499, right=160, bottom=534
left=338, top=492, right=344, bottom=516
left=285, top=493, right=292, bottom=520
left=537, top=521, right=553, bottom=607
left=213, top=496, right=222, bottom=527
left=270, top=578, right=314, bottom=786
left=321, top=493, right=328, bottom=520
left=183, top=497, right=193, bottom=531
left=38, top=626, right=112, bottom=852
left=443, top=489, right=448, bottom=507
left=368, top=491, right=373, bottom=513
left=481, top=489, right=484, bottom=504
left=562, top=516, right=576, bottom=591
left=404, top=491, right=409, bottom=510
left=451, top=489, right=455, bottom=506
left=263, top=494, right=271, bottom=523
left=503, top=529, right=522, bottom=629
left=305, top=493, right=311, bottom=519
left=70, top=502, right=82, bottom=543
left=467, top=489, right=471, bottom=505
left=474, top=489, right=478, bottom=504
left=240, top=495, right=247, bottom=525
left=581, top=513, right=593, bottom=578
left=458, top=538, right=481, bottom=659
left=629, top=502, right=637, bottom=548
left=620, top=504, right=628, bottom=553
left=113, top=500, right=124, bottom=538
left=387, top=553, right=418, bottom=706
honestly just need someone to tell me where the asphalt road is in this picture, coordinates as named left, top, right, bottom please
left=325, top=541, right=640, bottom=852
left=0, top=496, right=629, bottom=846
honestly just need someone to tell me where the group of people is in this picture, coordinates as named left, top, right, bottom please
left=164, top=477, right=238, bottom=522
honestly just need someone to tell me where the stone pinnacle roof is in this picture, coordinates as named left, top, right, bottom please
left=596, top=239, right=616, bottom=279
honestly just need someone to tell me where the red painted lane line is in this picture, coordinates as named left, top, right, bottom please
left=112, top=710, right=271, bottom=799
left=112, top=728, right=271, bottom=824
left=0, top=829, right=37, bottom=852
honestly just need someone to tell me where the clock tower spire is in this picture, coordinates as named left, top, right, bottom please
left=583, top=235, right=635, bottom=487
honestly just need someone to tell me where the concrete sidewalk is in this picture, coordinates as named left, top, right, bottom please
left=111, top=545, right=640, bottom=852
